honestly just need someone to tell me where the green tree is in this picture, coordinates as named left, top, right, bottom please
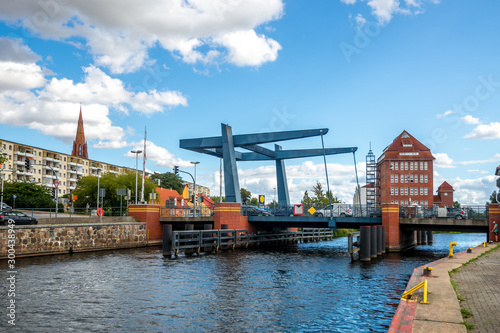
left=2, top=181, right=56, bottom=208
left=301, top=190, right=313, bottom=208
left=210, top=196, right=225, bottom=203
left=249, top=197, right=259, bottom=206
left=72, top=172, right=158, bottom=208
left=453, top=201, right=461, bottom=208
left=240, top=188, right=252, bottom=204
left=490, top=191, right=498, bottom=204
left=152, top=172, right=183, bottom=194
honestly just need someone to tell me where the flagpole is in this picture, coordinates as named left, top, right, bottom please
left=141, top=126, right=146, bottom=203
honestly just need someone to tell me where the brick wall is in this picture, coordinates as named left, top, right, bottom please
left=382, top=203, right=401, bottom=252
left=0, top=222, right=147, bottom=258
left=213, top=203, right=258, bottom=234
left=488, top=204, right=500, bottom=241
left=128, top=205, right=161, bottom=241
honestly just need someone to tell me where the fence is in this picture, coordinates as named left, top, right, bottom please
left=166, top=228, right=335, bottom=257
left=160, top=206, right=213, bottom=218
left=13, top=206, right=129, bottom=218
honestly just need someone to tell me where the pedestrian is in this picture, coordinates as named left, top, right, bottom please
left=493, top=221, right=499, bottom=242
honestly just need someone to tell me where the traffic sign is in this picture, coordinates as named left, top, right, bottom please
left=496, top=177, right=500, bottom=188
left=54, top=182, right=59, bottom=189
left=259, top=195, right=265, bottom=204
left=97, top=207, right=104, bottom=217
left=13, top=195, right=16, bottom=199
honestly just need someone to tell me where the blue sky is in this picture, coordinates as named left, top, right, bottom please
left=0, top=0, right=499, bottom=205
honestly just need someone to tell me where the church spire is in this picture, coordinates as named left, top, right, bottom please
left=71, top=106, right=88, bottom=159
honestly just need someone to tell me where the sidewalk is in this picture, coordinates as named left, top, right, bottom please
left=389, top=242, right=499, bottom=333
left=453, top=244, right=500, bottom=332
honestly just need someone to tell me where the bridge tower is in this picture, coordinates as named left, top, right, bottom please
left=366, top=144, right=376, bottom=211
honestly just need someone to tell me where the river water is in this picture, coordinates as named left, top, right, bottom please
left=0, top=233, right=486, bottom=332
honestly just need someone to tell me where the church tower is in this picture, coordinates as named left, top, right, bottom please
left=71, top=107, right=88, bottom=159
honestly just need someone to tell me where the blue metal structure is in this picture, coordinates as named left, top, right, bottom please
left=180, top=123, right=358, bottom=205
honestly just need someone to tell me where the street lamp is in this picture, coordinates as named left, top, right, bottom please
left=1, top=152, right=8, bottom=210
left=191, top=161, right=199, bottom=216
left=131, top=150, right=142, bottom=205
left=96, top=168, right=102, bottom=211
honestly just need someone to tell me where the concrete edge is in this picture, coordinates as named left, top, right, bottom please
left=388, top=242, right=495, bottom=333
left=0, top=222, right=147, bottom=229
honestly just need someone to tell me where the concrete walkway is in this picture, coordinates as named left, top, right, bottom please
left=389, top=242, right=499, bottom=333
left=453, top=244, right=500, bottom=332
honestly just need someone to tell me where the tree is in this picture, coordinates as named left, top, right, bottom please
left=249, top=197, right=259, bottom=206
left=71, top=172, right=158, bottom=208
left=2, top=181, right=56, bottom=208
left=240, top=188, right=252, bottom=204
left=453, top=201, right=461, bottom=208
left=301, top=190, right=313, bottom=208
left=152, top=172, right=183, bottom=194
left=210, top=196, right=225, bottom=203
left=490, top=191, right=498, bottom=204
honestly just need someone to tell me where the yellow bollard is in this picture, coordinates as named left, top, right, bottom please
left=421, top=279, right=430, bottom=304
left=449, top=242, right=457, bottom=258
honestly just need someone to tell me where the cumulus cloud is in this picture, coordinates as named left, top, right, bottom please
left=0, top=0, right=284, bottom=73
left=0, top=40, right=187, bottom=148
left=433, top=172, right=496, bottom=205
left=436, top=110, right=454, bottom=118
left=464, top=122, right=500, bottom=140
left=434, top=152, right=500, bottom=168
left=461, top=115, right=481, bottom=125
left=128, top=140, right=191, bottom=169
left=355, top=13, right=367, bottom=30
left=341, top=0, right=436, bottom=24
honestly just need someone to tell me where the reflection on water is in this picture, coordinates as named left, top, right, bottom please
left=0, top=233, right=485, bottom=332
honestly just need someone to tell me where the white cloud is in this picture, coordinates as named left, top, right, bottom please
left=467, top=170, right=490, bottom=175
left=464, top=122, right=500, bottom=140
left=461, top=115, right=481, bottom=125
left=433, top=173, right=496, bottom=205
left=128, top=140, right=191, bottom=169
left=355, top=13, right=367, bottom=30
left=341, top=0, right=436, bottom=24
left=341, top=0, right=357, bottom=4
left=434, top=153, right=456, bottom=169
left=0, top=0, right=284, bottom=73
left=216, top=30, right=281, bottom=67
left=436, top=110, right=454, bottom=118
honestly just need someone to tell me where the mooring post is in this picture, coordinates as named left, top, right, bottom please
left=381, top=226, right=386, bottom=253
left=203, top=224, right=212, bottom=253
left=377, top=226, right=383, bottom=256
left=370, top=226, right=377, bottom=259
left=185, top=224, right=194, bottom=255
left=427, top=230, right=433, bottom=244
left=360, top=226, right=371, bottom=261
left=162, top=224, right=172, bottom=257
left=416, top=229, right=422, bottom=245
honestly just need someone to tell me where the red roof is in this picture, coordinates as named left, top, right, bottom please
left=155, top=188, right=186, bottom=206
left=381, top=130, right=435, bottom=160
left=437, top=181, right=454, bottom=192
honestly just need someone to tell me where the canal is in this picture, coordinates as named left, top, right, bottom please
left=0, top=233, right=485, bottom=332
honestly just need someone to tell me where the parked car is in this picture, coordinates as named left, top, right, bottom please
left=241, top=205, right=271, bottom=216
left=447, top=207, right=466, bottom=219
left=0, top=202, right=12, bottom=212
left=272, top=205, right=294, bottom=216
left=313, top=204, right=352, bottom=217
left=0, top=211, right=38, bottom=225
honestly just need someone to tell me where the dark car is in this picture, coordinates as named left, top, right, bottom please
left=0, top=211, right=38, bottom=225
left=447, top=208, right=466, bottom=219
left=241, top=205, right=271, bottom=216
left=272, top=206, right=294, bottom=216
left=0, top=203, right=12, bottom=212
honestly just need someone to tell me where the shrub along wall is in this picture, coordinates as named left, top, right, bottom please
left=0, top=222, right=147, bottom=258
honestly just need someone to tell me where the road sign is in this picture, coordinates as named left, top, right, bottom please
left=99, top=188, right=106, bottom=197
left=13, top=195, right=16, bottom=199
left=308, top=207, right=316, bottom=215
left=97, top=207, right=103, bottom=217
left=496, top=177, right=500, bottom=188
left=259, top=195, right=265, bottom=204
left=54, top=182, right=59, bottom=189
left=117, top=188, right=127, bottom=196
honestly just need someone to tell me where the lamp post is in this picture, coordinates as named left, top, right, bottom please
left=131, top=150, right=142, bottom=205
left=1, top=152, right=7, bottom=210
left=191, top=161, right=199, bottom=216
left=273, top=187, right=276, bottom=208
left=96, top=168, right=102, bottom=211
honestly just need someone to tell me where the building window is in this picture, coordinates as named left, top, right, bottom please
left=410, top=162, right=413, bottom=170
left=410, top=187, right=413, bottom=195
left=404, top=162, right=407, bottom=170
left=405, top=200, right=408, bottom=205
left=395, top=162, right=398, bottom=170
left=424, top=175, right=428, bottom=183
left=395, top=200, right=398, bottom=204
left=424, top=187, right=428, bottom=195
left=400, top=175, right=403, bottom=183
left=424, top=162, right=428, bottom=170
left=391, top=187, right=394, bottom=195
left=401, top=187, right=404, bottom=195
left=38, top=178, right=40, bottom=182
left=391, top=174, right=394, bottom=183
left=395, top=175, right=398, bottom=183
left=390, top=162, right=394, bottom=170
left=425, top=201, right=428, bottom=206
left=410, top=175, right=414, bottom=183
left=395, top=187, right=398, bottom=195
left=405, top=187, right=408, bottom=195
left=420, top=187, right=423, bottom=195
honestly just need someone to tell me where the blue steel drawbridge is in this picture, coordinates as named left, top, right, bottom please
left=180, top=123, right=358, bottom=207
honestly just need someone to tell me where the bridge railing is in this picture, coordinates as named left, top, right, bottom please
left=399, top=205, right=488, bottom=219
left=160, top=206, right=214, bottom=218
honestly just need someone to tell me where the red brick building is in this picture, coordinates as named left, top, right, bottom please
left=376, top=131, right=435, bottom=207
left=433, top=181, right=454, bottom=207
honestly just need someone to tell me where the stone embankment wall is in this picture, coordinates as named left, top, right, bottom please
left=0, top=222, right=147, bottom=258
left=37, top=216, right=138, bottom=225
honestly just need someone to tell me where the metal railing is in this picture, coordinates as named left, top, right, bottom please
left=160, top=206, right=214, bottom=218
left=14, top=206, right=129, bottom=218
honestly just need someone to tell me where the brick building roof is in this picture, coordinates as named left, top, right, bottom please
left=381, top=130, right=435, bottom=160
